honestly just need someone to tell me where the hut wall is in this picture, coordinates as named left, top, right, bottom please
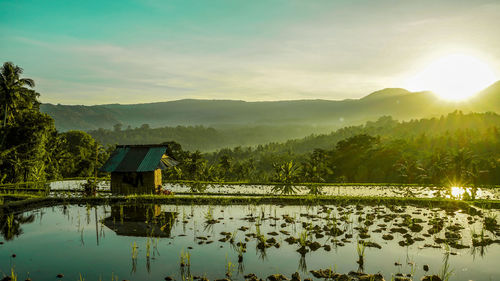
left=154, top=169, right=162, bottom=188
left=111, top=171, right=156, bottom=194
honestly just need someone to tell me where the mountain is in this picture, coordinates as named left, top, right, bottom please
left=40, top=81, right=500, bottom=132
left=469, top=80, right=500, bottom=111
left=359, top=88, right=412, bottom=100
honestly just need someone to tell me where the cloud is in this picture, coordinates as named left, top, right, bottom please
left=2, top=0, right=500, bottom=104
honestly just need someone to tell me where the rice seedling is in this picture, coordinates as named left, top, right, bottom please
left=204, top=206, right=215, bottom=223
left=235, top=240, right=246, bottom=262
left=298, top=230, right=309, bottom=248
left=180, top=249, right=191, bottom=267
left=131, top=241, right=138, bottom=273
left=356, top=240, right=366, bottom=269
left=146, top=237, right=151, bottom=258
left=483, top=212, right=498, bottom=232
left=255, top=221, right=266, bottom=244
left=6, top=267, right=18, bottom=281
left=229, top=230, right=238, bottom=244
left=440, top=244, right=454, bottom=281
left=225, top=255, right=236, bottom=278
left=409, top=261, right=416, bottom=276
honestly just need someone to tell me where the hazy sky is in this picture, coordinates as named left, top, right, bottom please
left=1, top=0, right=500, bottom=105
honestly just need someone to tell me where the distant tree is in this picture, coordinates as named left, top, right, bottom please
left=113, top=123, right=123, bottom=132
left=57, top=130, right=104, bottom=178
left=333, top=134, right=378, bottom=182
left=162, top=141, right=186, bottom=160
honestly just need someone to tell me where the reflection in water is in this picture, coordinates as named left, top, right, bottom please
left=48, top=180, right=500, bottom=200
left=298, top=254, right=307, bottom=273
left=0, top=204, right=499, bottom=281
left=0, top=212, right=35, bottom=240
left=448, top=186, right=482, bottom=200
left=102, top=205, right=177, bottom=237
left=451, top=186, right=465, bottom=198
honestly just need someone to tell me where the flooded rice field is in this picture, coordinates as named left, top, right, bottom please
left=48, top=180, right=500, bottom=200
left=1, top=203, right=499, bottom=280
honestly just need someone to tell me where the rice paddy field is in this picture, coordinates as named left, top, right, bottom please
left=0, top=181, right=499, bottom=281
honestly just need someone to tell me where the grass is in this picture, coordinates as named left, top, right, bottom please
left=298, top=230, right=309, bottom=248
left=255, top=222, right=266, bottom=244
left=225, top=256, right=236, bottom=278
left=131, top=241, right=138, bottom=273
left=180, top=249, right=191, bottom=267
left=483, top=212, right=498, bottom=231
left=204, top=206, right=214, bottom=222
left=440, top=244, right=454, bottom=281
left=356, top=240, right=366, bottom=258
left=131, top=242, right=138, bottom=257
left=146, top=237, right=151, bottom=258
left=5, top=267, right=18, bottom=281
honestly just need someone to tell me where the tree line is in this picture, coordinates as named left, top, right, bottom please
left=163, top=113, right=500, bottom=186
left=89, top=123, right=335, bottom=152
left=0, top=62, right=110, bottom=183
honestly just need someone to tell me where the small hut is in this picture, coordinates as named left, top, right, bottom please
left=100, top=144, right=177, bottom=194
left=102, top=205, right=177, bottom=237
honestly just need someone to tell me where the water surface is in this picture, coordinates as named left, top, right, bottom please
left=1, top=203, right=499, bottom=280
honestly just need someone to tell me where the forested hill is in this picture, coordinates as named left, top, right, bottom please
left=90, top=111, right=500, bottom=153
left=89, top=124, right=337, bottom=152
left=242, top=111, right=500, bottom=156
left=41, top=81, right=500, bottom=132
left=166, top=111, right=500, bottom=185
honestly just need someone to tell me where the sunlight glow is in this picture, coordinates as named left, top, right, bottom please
left=450, top=186, right=465, bottom=198
left=446, top=186, right=483, bottom=200
left=405, top=54, right=497, bottom=101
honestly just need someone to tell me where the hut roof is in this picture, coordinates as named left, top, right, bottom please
left=100, top=144, right=177, bottom=173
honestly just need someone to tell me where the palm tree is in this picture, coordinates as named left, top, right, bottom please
left=0, top=62, right=38, bottom=128
left=272, top=161, right=301, bottom=195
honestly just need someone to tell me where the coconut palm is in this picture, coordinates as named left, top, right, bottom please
left=0, top=61, right=39, bottom=128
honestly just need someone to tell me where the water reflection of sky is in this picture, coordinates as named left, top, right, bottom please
left=0, top=204, right=499, bottom=281
left=48, top=181, right=500, bottom=200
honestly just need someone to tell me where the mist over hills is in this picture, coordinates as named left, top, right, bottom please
left=41, top=81, right=500, bottom=133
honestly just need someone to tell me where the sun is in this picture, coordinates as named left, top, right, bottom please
left=405, top=53, right=497, bottom=101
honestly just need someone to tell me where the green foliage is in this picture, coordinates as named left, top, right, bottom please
left=0, top=62, right=109, bottom=183
left=160, top=112, right=500, bottom=186
left=56, top=130, right=109, bottom=178
left=0, top=62, right=56, bottom=182
left=272, top=161, right=301, bottom=184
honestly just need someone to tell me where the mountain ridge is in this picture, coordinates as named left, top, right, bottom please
left=40, top=80, right=500, bottom=132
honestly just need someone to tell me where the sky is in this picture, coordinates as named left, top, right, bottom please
left=1, top=0, right=500, bottom=105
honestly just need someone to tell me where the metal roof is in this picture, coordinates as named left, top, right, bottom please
left=100, top=145, right=176, bottom=173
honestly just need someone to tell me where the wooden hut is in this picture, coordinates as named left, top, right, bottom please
left=100, top=144, right=177, bottom=194
left=102, top=205, right=177, bottom=237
